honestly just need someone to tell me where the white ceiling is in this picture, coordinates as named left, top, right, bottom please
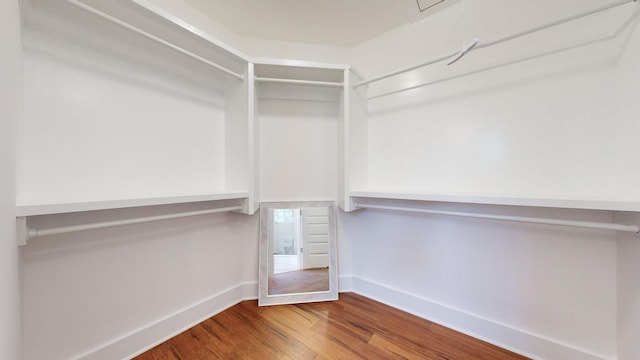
left=181, top=0, right=424, bottom=47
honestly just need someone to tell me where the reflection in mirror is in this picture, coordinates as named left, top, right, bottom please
left=259, top=201, right=338, bottom=306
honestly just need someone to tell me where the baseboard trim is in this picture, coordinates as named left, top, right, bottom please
left=74, top=277, right=610, bottom=360
left=338, top=274, right=353, bottom=292
left=348, top=276, right=612, bottom=360
left=77, top=281, right=258, bottom=360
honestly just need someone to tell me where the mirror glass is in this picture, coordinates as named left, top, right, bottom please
left=259, top=201, right=338, bottom=306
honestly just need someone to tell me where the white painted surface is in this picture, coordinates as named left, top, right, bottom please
left=349, top=275, right=607, bottom=360
left=16, top=191, right=249, bottom=217
left=22, top=210, right=259, bottom=360
left=245, top=39, right=352, bottom=65
left=614, top=212, right=640, bottom=360
left=182, top=0, right=409, bottom=46
left=301, top=207, right=330, bottom=269
left=351, top=190, right=640, bottom=212
left=343, top=205, right=618, bottom=359
left=611, top=27, right=640, bottom=360
left=79, top=281, right=257, bottom=360
left=340, top=69, right=369, bottom=211
left=345, top=4, right=640, bottom=355
left=0, top=1, right=22, bottom=359
left=336, top=210, right=354, bottom=291
left=612, top=14, right=640, bottom=358
left=18, top=2, right=233, bottom=207
left=145, top=0, right=246, bottom=56
left=273, top=255, right=298, bottom=274
left=225, top=63, right=254, bottom=212
left=142, top=0, right=355, bottom=64
left=258, top=94, right=338, bottom=202
left=352, top=0, right=640, bottom=203
left=19, top=50, right=227, bottom=205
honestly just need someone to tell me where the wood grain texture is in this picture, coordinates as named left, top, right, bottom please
left=268, top=268, right=329, bottom=295
left=134, top=292, right=530, bottom=359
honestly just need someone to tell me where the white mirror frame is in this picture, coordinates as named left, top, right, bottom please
left=258, top=201, right=338, bottom=306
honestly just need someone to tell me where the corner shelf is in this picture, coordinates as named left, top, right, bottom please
left=253, top=59, right=348, bottom=102
left=253, top=59, right=348, bottom=80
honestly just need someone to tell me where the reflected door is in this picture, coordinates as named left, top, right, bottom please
left=301, top=207, right=330, bottom=269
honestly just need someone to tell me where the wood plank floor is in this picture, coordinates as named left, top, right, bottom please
left=268, top=268, right=329, bottom=295
left=134, top=293, right=530, bottom=359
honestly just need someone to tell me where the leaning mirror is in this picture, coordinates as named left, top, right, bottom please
left=258, top=201, right=338, bottom=306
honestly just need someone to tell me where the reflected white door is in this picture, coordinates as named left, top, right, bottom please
left=301, top=207, right=330, bottom=269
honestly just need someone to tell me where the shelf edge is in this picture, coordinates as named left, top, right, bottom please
left=349, top=190, right=640, bottom=212
left=16, top=192, right=250, bottom=217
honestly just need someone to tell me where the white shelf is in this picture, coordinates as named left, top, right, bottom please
left=75, top=0, right=249, bottom=73
left=16, top=191, right=249, bottom=217
left=21, top=0, right=249, bottom=80
left=129, top=0, right=249, bottom=62
left=254, top=61, right=346, bottom=83
left=349, top=190, right=640, bottom=212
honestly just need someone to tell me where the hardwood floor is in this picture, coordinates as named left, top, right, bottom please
left=134, top=293, right=530, bottom=359
left=268, top=268, right=329, bottom=295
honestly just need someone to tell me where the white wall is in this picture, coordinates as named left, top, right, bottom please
left=611, top=9, right=640, bottom=357
left=352, top=0, right=640, bottom=201
left=336, top=210, right=354, bottom=291
left=0, top=1, right=23, bottom=359
left=344, top=204, right=617, bottom=359
left=258, top=87, right=339, bottom=202
left=22, top=207, right=258, bottom=360
left=18, top=8, right=230, bottom=205
left=346, top=0, right=640, bottom=359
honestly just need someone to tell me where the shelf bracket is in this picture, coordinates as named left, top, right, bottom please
left=16, top=217, right=28, bottom=246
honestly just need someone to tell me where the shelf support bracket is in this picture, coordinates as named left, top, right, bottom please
left=16, top=217, right=28, bottom=246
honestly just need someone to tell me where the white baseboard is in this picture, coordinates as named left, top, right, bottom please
left=347, top=275, right=611, bottom=360
left=77, top=281, right=258, bottom=360
left=74, top=277, right=609, bottom=360
left=338, top=274, right=353, bottom=292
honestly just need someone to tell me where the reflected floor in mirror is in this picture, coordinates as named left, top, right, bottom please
left=134, top=293, right=530, bottom=359
left=268, top=268, right=329, bottom=295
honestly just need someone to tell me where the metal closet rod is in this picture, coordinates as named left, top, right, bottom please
left=26, top=205, right=243, bottom=240
left=65, top=0, right=244, bottom=81
left=255, top=76, right=344, bottom=87
left=355, top=203, right=640, bottom=233
left=353, top=0, right=638, bottom=89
